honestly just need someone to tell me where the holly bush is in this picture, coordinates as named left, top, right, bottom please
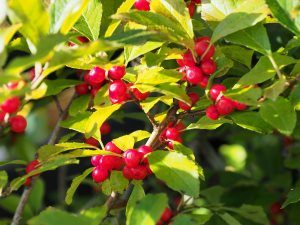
left=0, top=0, right=300, bottom=224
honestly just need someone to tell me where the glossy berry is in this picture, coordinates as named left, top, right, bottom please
left=108, top=66, right=126, bottom=80
left=6, top=81, right=19, bottom=90
left=188, top=1, right=196, bottom=17
left=200, top=59, right=217, bottom=75
left=99, top=155, right=118, bottom=171
left=195, top=38, right=215, bottom=60
left=134, top=0, right=150, bottom=11
left=186, top=66, right=203, bottom=85
left=137, top=145, right=153, bottom=156
left=234, top=101, right=247, bottom=111
left=215, top=96, right=235, bottom=116
left=176, top=51, right=196, bottom=67
left=174, top=122, right=185, bottom=131
left=206, top=105, right=219, bottom=120
left=209, top=84, right=227, bottom=101
left=109, top=80, right=128, bottom=104
left=132, top=88, right=150, bottom=101
left=112, top=157, right=124, bottom=170
left=1, top=97, right=21, bottom=114
left=9, top=115, right=27, bottom=133
left=91, top=155, right=102, bottom=167
left=124, top=149, right=143, bottom=168
left=161, top=208, right=173, bottom=222
left=77, top=36, right=89, bottom=43
left=199, top=75, right=209, bottom=88
left=75, top=83, right=90, bottom=95
left=130, top=165, right=148, bottom=180
left=87, top=67, right=106, bottom=86
left=179, top=92, right=199, bottom=111
left=0, top=111, right=6, bottom=123
left=167, top=136, right=183, bottom=149
left=192, top=0, right=201, bottom=4
left=100, top=121, right=111, bottom=135
left=85, top=137, right=99, bottom=147
left=165, top=127, right=181, bottom=140
left=105, top=142, right=122, bottom=154
left=92, top=167, right=109, bottom=183
left=26, top=160, right=40, bottom=174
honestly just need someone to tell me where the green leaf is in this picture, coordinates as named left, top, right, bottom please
left=0, top=24, right=22, bottom=53
left=102, top=171, right=129, bottom=195
left=74, top=0, right=102, bottom=41
left=126, top=193, right=168, bottom=225
left=126, top=184, right=145, bottom=220
left=187, top=117, right=231, bottom=130
left=148, top=151, right=200, bottom=197
left=112, top=130, right=150, bottom=150
left=49, top=0, right=89, bottom=34
left=65, top=168, right=93, bottom=205
left=150, top=0, right=194, bottom=43
left=0, top=160, right=27, bottom=167
left=219, top=144, right=247, bottom=171
left=219, top=213, right=242, bottom=225
left=282, top=187, right=300, bottom=208
left=221, top=46, right=254, bottom=69
left=10, top=157, right=79, bottom=191
left=0, top=171, right=8, bottom=194
left=80, top=206, right=107, bottom=225
left=213, top=49, right=234, bottom=77
left=28, top=179, right=45, bottom=213
left=290, top=83, right=300, bottom=110
left=211, top=12, right=266, bottom=43
left=266, top=0, right=300, bottom=36
left=125, top=42, right=163, bottom=65
left=264, top=76, right=287, bottom=100
left=224, top=86, right=262, bottom=105
left=28, top=79, right=81, bottom=100
left=0, top=194, right=33, bottom=218
left=172, top=214, right=199, bottom=225
left=69, top=94, right=90, bottom=116
left=226, top=205, right=269, bottom=225
left=230, top=112, right=273, bottom=134
left=8, top=0, right=49, bottom=45
left=226, top=23, right=271, bottom=55
left=28, top=207, right=92, bottom=225
left=259, top=97, right=297, bottom=135
left=237, top=54, right=296, bottom=85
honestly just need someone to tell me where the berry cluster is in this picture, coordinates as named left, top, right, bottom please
left=157, top=207, right=173, bottom=225
left=75, top=66, right=149, bottom=103
left=206, top=84, right=247, bottom=120
left=0, top=96, right=27, bottom=133
left=160, top=122, right=185, bottom=149
left=24, top=159, right=40, bottom=186
left=91, top=143, right=153, bottom=183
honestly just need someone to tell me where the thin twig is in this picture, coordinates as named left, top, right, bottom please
left=177, top=109, right=205, bottom=119
left=268, top=54, right=283, bottom=79
left=10, top=93, right=76, bottom=225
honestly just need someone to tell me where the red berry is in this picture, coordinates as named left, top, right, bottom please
left=92, top=167, right=109, bottom=183
left=26, top=160, right=39, bottom=174
left=84, top=73, right=90, bottom=83
left=0, top=111, right=6, bottom=123
left=91, top=86, right=101, bottom=97
left=75, top=83, right=90, bottom=95
left=134, top=0, right=150, bottom=11
left=209, top=84, right=227, bottom=101
left=196, top=36, right=211, bottom=43
left=177, top=51, right=196, bottom=67
left=6, top=81, right=19, bottom=90
left=9, top=115, right=27, bottom=133
left=186, top=66, right=203, bottom=85
left=132, top=88, right=150, bottom=101
left=85, top=137, right=99, bottom=147
left=188, top=1, right=196, bottom=17
left=178, top=92, right=199, bottom=111
left=1, top=97, right=21, bottom=114
left=91, top=155, right=102, bottom=167
left=105, top=142, right=122, bottom=154
left=122, top=166, right=133, bottom=180
left=156, top=221, right=163, bottom=225
left=199, top=75, right=209, bottom=88
left=167, top=137, right=183, bottom=149
left=77, top=36, right=89, bottom=43
left=124, top=149, right=143, bottom=168
left=100, top=121, right=111, bottom=135
left=234, top=101, right=247, bottom=111
left=165, top=127, right=181, bottom=141
left=109, top=80, right=128, bottom=104
left=108, top=66, right=126, bottom=80
left=200, top=59, right=217, bottom=75
left=99, top=155, right=117, bottom=171
left=270, top=202, right=283, bottom=215
left=174, top=122, right=185, bottom=131
left=112, top=157, right=124, bottom=170
left=161, top=208, right=173, bottom=222
left=131, top=165, right=148, bottom=180
left=192, top=0, right=201, bottom=4
left=195, top=39, right=215, bottom=60
left=87, top=67, right=106, bottom=86
left=215, top=96, right=235, bottom=116
left=28, top=68, right=35, bottom=81
left=206, top=105, right=219, bottom=120
left=137, top=145, right=153, bottom=156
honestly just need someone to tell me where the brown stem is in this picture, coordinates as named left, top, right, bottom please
left=10, top=92, right=76, bottom=225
